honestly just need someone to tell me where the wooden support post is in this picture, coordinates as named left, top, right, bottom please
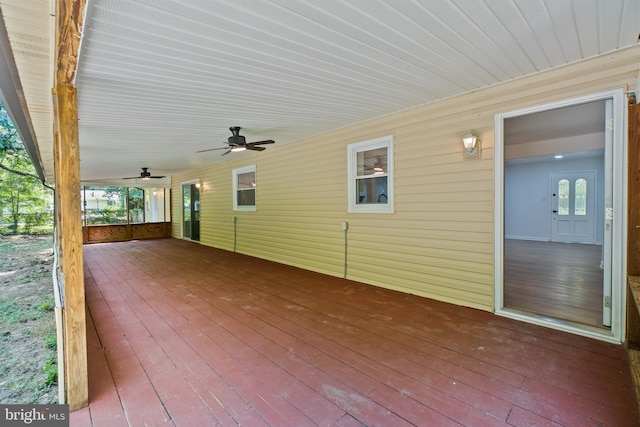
left=627, top=103, right=640, bottom=350
left=628, top=103, right=640, bottom=348
left=54, top=0, right=88, bottom=411
left=629, top=103, right=640, bottom=276
left=54, top=84, right=87, bottom=410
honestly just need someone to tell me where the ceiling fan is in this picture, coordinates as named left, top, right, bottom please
left=363, top=157, right=386, bottom=175
left=123, top=167, right=166, bottom=180
left=197, top=126, right=275, bottom=155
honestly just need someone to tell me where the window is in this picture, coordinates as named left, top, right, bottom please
left=574, top=178, right=587, bottom=216
left=233, top=165, right=256, bottom=211
left=129, top=187, right=144, bottom=223
left=556, top=178, right=588, bottom=216
left=557, top=179, right=569, bottom=215
left=348, top=135, right=393, bottom=213
left=81, top=186, right=170, bottom=225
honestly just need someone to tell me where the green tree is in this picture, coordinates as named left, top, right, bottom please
left=0, top=103, right=53, bottom=234
left=128, top=187, right=144, bottom=223
left=83, top=186, right=126, bottom=224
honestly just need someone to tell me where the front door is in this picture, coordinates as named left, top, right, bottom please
left=550, top=171, right=596, bottom=244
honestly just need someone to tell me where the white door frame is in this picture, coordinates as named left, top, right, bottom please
left=494, top=89, right=626, bottom=343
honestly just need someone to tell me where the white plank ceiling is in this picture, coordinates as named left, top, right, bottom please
left=1, top=0, right=639, bottom=184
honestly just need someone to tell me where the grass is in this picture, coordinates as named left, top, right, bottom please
left=43, top=355, right=57, bottom=387
left=0, top=234, right=52, bottom=256
left=0, top=297, right=53, bottom=325
left=0, top=235, right=58, bottom=404
left=0, top=295, right=58, bottom=403
left=45, top=332, right=56, bottom=349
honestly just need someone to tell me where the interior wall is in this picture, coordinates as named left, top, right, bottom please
left=172, top=45, right=638, bottom=312
left=505, top=154, right=605, bottom=243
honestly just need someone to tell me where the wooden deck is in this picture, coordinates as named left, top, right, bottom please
left=70, top=238, right=639, bottom=426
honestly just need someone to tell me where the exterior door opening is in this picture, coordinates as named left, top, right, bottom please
left=495, top=90, right=625, bottom=343
left=182, top=182, right=200, bottom=241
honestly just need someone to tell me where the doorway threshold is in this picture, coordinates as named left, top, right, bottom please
left=495, top=307, right=619, bottom=344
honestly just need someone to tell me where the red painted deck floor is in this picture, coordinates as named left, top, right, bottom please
left=70, top=238, right=639, bottom=426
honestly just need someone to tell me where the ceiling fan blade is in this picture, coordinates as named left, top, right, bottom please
left=247, top=146, right=266, bottom=151
left=149, top=176, right=166, bottom=179
left=123, top=177, right=138, bottom=179
left=197, top=146, right=228, bottom=153
left=249, top=139, right=275, bottom=146
left=221, top=149, right=231, bottom=156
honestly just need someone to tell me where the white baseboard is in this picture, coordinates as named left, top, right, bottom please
left=504, top=235, right=549, bottom=242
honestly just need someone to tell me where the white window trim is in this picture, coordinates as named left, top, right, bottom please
left=347, top=135, right=394, bottom=213
left=233, top=165, right=256, bottom=211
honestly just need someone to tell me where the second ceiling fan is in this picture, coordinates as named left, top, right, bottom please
left=123, top=167, right=166, bottom=180
left=197, top=126, right=275, bottom=155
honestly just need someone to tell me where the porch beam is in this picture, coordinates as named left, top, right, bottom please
left=55, top=0, right=85, bottom=86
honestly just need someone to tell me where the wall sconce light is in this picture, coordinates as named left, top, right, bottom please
left=462, top=132, right=481, bottom=159
left=195, top=181, right=202, bottom=189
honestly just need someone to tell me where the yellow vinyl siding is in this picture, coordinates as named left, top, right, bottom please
left=172, top=45, right=638, bottom=312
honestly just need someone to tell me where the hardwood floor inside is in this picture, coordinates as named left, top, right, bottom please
left=70, top=239, right=638, bottom=426
left=504, top=239, right=605, bottom=328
